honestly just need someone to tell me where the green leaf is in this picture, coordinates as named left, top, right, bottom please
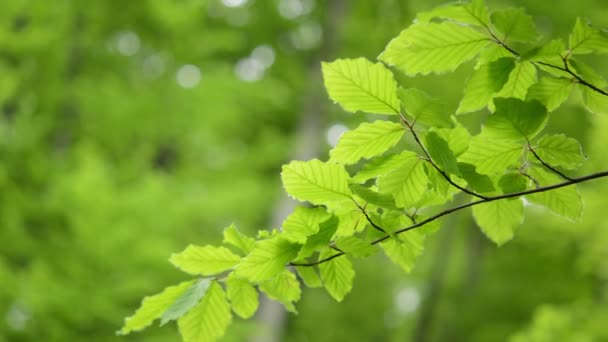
left=297, top=216, right=339, bottom=259
left=378, top=214, right=424, bottom=273
left=380, top=22, right=491, bottom=76
left=169, top=245, right=241, bottom=276
left=568, top=17, right=608, bottom=55
left=457, top=57, right=515, bottom=114
left=398, top=88, right=452, bottom=127
left=119, top=281, right=193, bottom=335
left=226, top=274, right=259, bottom=319
left=318, top=249, right=355, bottom=302
left=223, top=224, right=256, bottom=255
left=527, top=167, right=583, bottom=221
left=352, top=152, right=417, bottom=183
left=431, top=123, right=471, bottom=156
left=281, top=206, right=332, bottom=244
left=499, top=173, right=528, bottom=193
left=335, top=236, right=377, bottom=258
left=259, top=270, right=302, bottom=313
left=494, top=61, right=537, bottom=100
left=321, top=58, right=400, bottom=115
left=491, top=8, right=538, bottom=43
left=483, top=98, right=548, bottom=140
left=329, top=120, right=404, bottom=164
left=295, top=266, right=323, bottom=288
left=425, top=131, right=461, bottom=176
left=472, top=199, right=524, bottom=245
left=526, top=77, right=574, bottom=111
left=349, top=183, right=398, bottom=210
left=378, top=157, right=428, bottom=208
left=416, top=0, right=490, bottom=27
left=281, top=159, right=352, bottom=206
left=177, top=281, right=232, bottom=342
left=458, top=137, right=523, bottom=175
left=534, top=134, right=585, bottom=170
left=457, top=163, right=496, bottom=193
left=235, top=236, right=300, bottom=282
left=160, top=279, right=211, bottom=326
left=580, top=86, right=608, bottom=115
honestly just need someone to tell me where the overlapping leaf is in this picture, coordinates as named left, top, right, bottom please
left=259, top=270, right=302, bottom=313
left=161, top=279, right=211, bottom=326
left=398, top=88, right=452, bottom=127
left=459, top=137, right=523, bottom=174
left=457, top=57, right=515, bottom=114
left=473, top=199, right=524, bottom=244
left=491, top=8, right=538, bottom=42
left=235, top=236, right=300, bottom=282
left=281, top=206, right=332, bottom=244
left=526, top=77, right=574, bottom=111
left=352, top=152, right=417, bottom=183
left=569, top=17, right=608, bottom=55
left=322, top=58, right=400, bottom=114
left=527, top=167, right=583, bottom=221
left=380, top=22, right=491, bottom=76
left=494, top=61, right=537, bottom=100
left=417, top=0, right=490, bottom=27
left=226, top=274, right=259, bottom=319
left=483, top=98, right=548, bottom=140
left=534, top=134, right=585, bottom=170
left=281, top=159, right=352, bottom=206
left=177, top=281, right=232, bottom=342
left=318, top=249, right=355, bottom=302
left=169, top=245, right=241, bottom=276
left=377, top=157, right=428, bottom=208
left=330, top=120, right=404, bottom=165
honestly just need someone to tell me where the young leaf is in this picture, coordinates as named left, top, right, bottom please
left=119, top=281, right=193, bottom=335
left=424, top=131, right=461, bottom=176
left=398, top=88, right=452, bottom=127
left=259, top=270, right=302, bottom=313
left=380, top=22, right=491, bottom=76
left=226, top=274, right=259, bottom=319
left=457, top=163, right=496, bottom=193
left=527, top=167, right=583, bottom=221
left=534, top=134, right=585, bottom=170
left=281, top=206, right=332, bottom=244
left=281, top=159, right=352, bottom=206
left=349, top=183, right=398, bottom=210
left=580, top=86, right=608, bottom=115
left=297, top=216, right=339, bottom=259
left=491, top=8, right=538, bottom=43
left=321, top=58, right=400, bottom=115
left=295, top=266, right=323, bottom=288
left=458, top=137, right=522, bottom=175
left=380, top=235, right=424, bottom=273
left=472, top=199, right=524, bottom=245
left=160, top=279, right=211, bottom=326
left=329, top=120, right=404, bottom=165
left=494, top=61, right=537, bottom=100
left=457, top=57, right=515, bottom=114
left=318, top=249, right=355, bottom=302
left=498, top=173, right=528, bottom=194
left=568, top=17, right=608, bottom=55
left=169, top=245, right=241, bottom=276
left=223, top=224, right=256, bottom=255
left=416, top=0, right=490, bottom=27
left=235, top=236, right=300, bottom=282
left=377, top=157, right=428, bottom=208
left=177, top=281, right=232, bottom=342
left=352, top=151, right=418, bottom=183
left=335, top=236, right=378, bottom=258
left=526, top=77, right=574, bottom=111
left=431, top=123, right=472, bottom=156
left=483, top=98, right=548, bottom=140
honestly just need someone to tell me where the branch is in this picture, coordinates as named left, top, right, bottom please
left=399, top=114, right=488, bottom=200
left=487, top=29, right=608, bottom=98
left=292, top=169, right=608, bottom=267
left=352, top=199, right=386, bottom=233
left=526, top=138, right=574, bottom=181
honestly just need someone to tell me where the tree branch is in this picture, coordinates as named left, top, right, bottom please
left=526, top=138, right=574, bottom=181
left=399, top=114, right=488, bottom=200
left=352, top=200, right=386, bottom=233
left=292, top=170, right=608, bottom=267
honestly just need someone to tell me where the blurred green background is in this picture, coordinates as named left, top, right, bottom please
left=1, top=0, right=608, bottom=341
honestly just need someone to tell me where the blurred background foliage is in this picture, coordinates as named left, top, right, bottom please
left=1, top=0, right=607, bottom=341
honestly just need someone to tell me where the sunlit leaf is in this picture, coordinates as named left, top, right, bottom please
left=226, top=274, right=259, bottom=319
left=177, top=281, right=232, bottom=342
left=160, top=279, right=211, bottom=326
left=568, top=17, right=608, bottom=55
left=235, top=236, right=300, bottom=282
left=534, top=134, right=585, bottom=170
left=281, top=159, right=352, bottom=206
left=457, top=57, right=515, bottom=114
left=398, top=88, right=452, bottom=127
left=282, top=206, right=332, bottom=244
left=322, top=58, right=400, bottom=114
left=318, top=249, right=355, bottom=302
left=491, top=8, right=538, bottom=42
left=472, top=199, right=523, bottom=245
left=169, top=245, right=241, bottom=276
left=259, top=270, right=301, bottom=313
left=526, top=77, right=574, bottom=111
left=330, top=120, right=404, bottom=165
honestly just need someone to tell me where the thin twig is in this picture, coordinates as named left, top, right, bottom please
left=526, top=138, right=574, bottom=181
left=400, top=114, right=488, bottom=200
left=292, top=170, right=608, bottom=267
left=352, top=200, right=386, bottom=233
